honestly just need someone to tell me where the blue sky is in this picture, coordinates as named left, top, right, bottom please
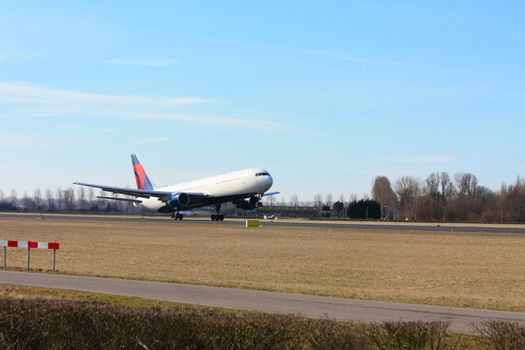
left=1, top=1, right=524, bottom=201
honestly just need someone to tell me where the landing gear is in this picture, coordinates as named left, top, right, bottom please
left=171, top=211, right=184, bottom=220
left=211, top=204, right=224, bottom=221
left=211, top=214, right=224, bottom=221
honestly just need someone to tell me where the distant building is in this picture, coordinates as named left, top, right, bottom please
left=256, top=205, right=318, bottom=218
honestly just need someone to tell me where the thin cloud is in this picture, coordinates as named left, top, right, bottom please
left=275, top=47, right=439, bottom=69
left=387, top=156, right=453, bottom=163
left=0, top=81, right=294, bottom=132
left=0, top=152, right=14, bottom=158
left=0, top=81, right=212, bottom=106
left=57, top=123, right=78, bottom=129
left=107, top=58, right=179, bottom=67
left=99, top=128, right=115, bottom=134
left=0, top=134, right=34, bottom=147
left=134, top=137, right=180, bottom=145
left=123, top=110, right=294, bottom=131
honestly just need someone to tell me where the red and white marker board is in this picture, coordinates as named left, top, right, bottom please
left=0, top=240, right=59, bottom=250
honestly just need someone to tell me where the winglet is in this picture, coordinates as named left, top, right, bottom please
left=131, top=154, right=155, bottom=190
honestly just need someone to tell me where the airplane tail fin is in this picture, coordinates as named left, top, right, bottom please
left=131, top=154, right=155, bottom=190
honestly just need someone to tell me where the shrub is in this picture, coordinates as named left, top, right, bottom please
left=0, top=298, right=367, bottom=349
left=367, top=321, right=456, bottom=350
left=1, top=297, right=520, bottom=350
left=473, top=321, right=525, bottom=350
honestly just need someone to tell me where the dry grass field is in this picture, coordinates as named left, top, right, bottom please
left=0, top=217, right=523, bottom=311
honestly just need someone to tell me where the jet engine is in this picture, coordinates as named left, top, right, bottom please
left=234, top=196, right=262, bottom=210
left=168, top=192, right=190, bottom=207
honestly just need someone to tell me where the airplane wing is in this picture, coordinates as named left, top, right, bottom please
left=96, top=196, right=143, bottom=203
left=74, top=182, right=172, bottom=200
left=75, top=182, right=209, bottom=204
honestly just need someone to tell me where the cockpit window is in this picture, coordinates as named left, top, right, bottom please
left=255, top=172, right=270, bottom=177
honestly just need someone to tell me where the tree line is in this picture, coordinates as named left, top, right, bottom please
left=2, top=171, right=524, bottom=223
left=0, top=187, right=141, bottom=214
left=315, top=172, right=524, bottom=223
left=372, top=172, right=525, bottom=223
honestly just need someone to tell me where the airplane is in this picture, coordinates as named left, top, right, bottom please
left=74, top=154, right=278, bottom=221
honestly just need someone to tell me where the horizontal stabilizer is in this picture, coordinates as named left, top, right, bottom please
left=263, top=191, right=280, bottom=197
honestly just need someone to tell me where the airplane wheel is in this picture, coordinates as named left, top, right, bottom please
left=211, top=214, right=216, bottom=221
left=178, top=214, right=184, bottom=220
left=219, top=215, right=224, bottom=221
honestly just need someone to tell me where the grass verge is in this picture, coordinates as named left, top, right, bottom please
left=1, top=218, right=524, bottom=311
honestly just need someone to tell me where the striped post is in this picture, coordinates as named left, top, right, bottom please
left=0, top=240, right=60, bottom=272
left=3, top=246, right=6, bottom=271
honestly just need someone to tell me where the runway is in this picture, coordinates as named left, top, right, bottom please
left=1, top=212, right=524, bottom=234
left=1, top=271, right=523, bottom=334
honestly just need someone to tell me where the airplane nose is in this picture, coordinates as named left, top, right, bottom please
left=267, top=174, right=273, bottom=188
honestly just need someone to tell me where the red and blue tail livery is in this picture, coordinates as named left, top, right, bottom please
left=131, top=154, right=154, bottom=190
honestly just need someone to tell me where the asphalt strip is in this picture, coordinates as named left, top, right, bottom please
left=1, top=271, right=524, bottom=334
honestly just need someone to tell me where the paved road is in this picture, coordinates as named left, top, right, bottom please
left=1, top=271, right=524, bottom=333
left=1, top=212, right=525, bottom=234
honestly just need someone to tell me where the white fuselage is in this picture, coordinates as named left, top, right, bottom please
left=141, top=168, right=273, bottom=210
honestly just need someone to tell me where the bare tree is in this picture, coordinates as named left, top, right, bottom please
left=63, top=187, right=75, bottom=211
left=33, top=188, right=42, bottom=210
left=439, top=172, right=455, bottom=221
left=425, top=173, right=440, bottom=197
left=22, top=190, right=35, bottom=210
left=452, top=172, right=479, bottom=221
left=10, top=190, right=17, bottom=205
left=77, top=187, right=86, bottom=210
left=290, top=194, right=299, bottom=206
left=55, top=188, right=64, bottom=211
left=421, top=172, right=455, bottom=221
left=395, top=176, right=421, bottom=220
left=372, top=176, right=398, bottom=219
left=502, top=176, right=525, bottom=222
left=45, top=188, right=55, bottom=211
left=264, top=195, right=276, bottom=207
left=455, top=172, right=479, bottom=198
left=325, top=193, right=333, bottom=207
left=313, top=193, right=323, bottom=208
